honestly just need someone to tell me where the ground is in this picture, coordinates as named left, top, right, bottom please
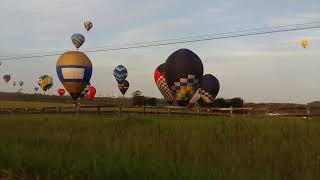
left=0, top=114, right=319, bottom=179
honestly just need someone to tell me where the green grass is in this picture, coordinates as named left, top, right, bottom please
left=0, top=114, right=319, bottom=180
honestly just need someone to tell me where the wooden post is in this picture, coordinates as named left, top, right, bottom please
left=97, top=106, right=101, bottom=115
left=119, top=106, right=122, bottom=116
left=59, top=106, right=62, bottom=113
left=230, top=106, right=233, bottom=117
left=168, top=107, right=171, bottom=118
left=265, top=108, right=269, bottom=118
left=25, top=107, right=28, bottom=113
left=197, top=106, right=201, bottom=119
left=143, top=105, right=146, bottom=116
left=306, top=106, right=311, bottom=119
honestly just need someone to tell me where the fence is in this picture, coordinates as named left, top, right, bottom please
left=1, top=105, right=320, bottom=118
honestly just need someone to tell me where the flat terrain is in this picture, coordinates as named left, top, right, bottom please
left=0, top=114, right=319, bottom=180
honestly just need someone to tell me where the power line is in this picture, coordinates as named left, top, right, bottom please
left=1, top=23, right=320, bottom=61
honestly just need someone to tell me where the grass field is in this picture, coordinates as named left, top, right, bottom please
left=0, top=114, right=319, bottom=180
left=0, top=100, right=70, bottom=109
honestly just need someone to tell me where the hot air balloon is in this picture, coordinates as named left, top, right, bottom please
left=187, top=90, right=200, bottom=108
left=12, top=81, right=16, bottom=87
left=301, top=40, right=308, bottom=49
left=38, top=75, right=53, bottom=92
left=198, top=74, right=220, bottom=104
left=165, top=49, right=203, bottom=106
left=0, top=61, right=2, bottom=67
left=34, top=87, right=39, bottom=92
left=71, top=33, right=85, bottom=49
left=18, top=81, right=24, bottom=86
left=84, top=20, right=93, bottom=32
left=56, top=51, right=92, bottom=102
left=154, top=63, right=175, bottom=105
left=3, top=75, right=11, bottom=83
left=87, top=85, right=96, bottom=101
left=58, top=88, right=65, bottom=96
left=118, top=80, right=129, bottom=96
left=80, top=83, right=91, bottom=98
left=114, top=65, right=128, bottom=83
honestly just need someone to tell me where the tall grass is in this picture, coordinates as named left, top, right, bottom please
left=0, top=114, right=319, bottom=179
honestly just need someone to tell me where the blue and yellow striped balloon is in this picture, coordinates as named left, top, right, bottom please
left=71, top=33, right=85, bottom=49
left=56, top=51, right=92, bottom=101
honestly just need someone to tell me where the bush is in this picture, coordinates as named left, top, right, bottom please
left=132, top=96, right=145, bottom=106
left=229, top=97, right=244, bottom=107
left=146, top=98, right=157, bottom=106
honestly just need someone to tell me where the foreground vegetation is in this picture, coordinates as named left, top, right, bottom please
left=0, top=114, right=319, bottom=179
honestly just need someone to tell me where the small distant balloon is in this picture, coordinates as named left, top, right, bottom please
left=114, top=65, right=128, bottom=83
left=38, top=75, right=53, bottom=92
left=301, top=40, right=308, bottom=48
left=34, top=87, right=39, bottom=92
left=71, top=33, right=85, bottom=49
left=87, top=85, right=96, bottom=101
left=84, top=20, right=93, bottom=31
left=58, top=88, right=65, bottom=96
left=18, top=81, right=24, bottom=86
left=13, top=81, right=16, bottom=87
left=3, top=75, right=11, bottom=83
left=118, top=80, right=129, bottom=96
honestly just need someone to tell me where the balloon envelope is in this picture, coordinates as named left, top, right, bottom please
left=18, top=81, right=24, bottom=86
left=84, top=20, right=93, bottom=31
left=114, top=65, right=128, bottom=83
left=3, top=75, right=11, bottom=83
left=71, top=33, right=85, bottom=49
left=38, top=75, right=53, bottom=92
left=165, top=49, right=203, bottom=106
left=199, top=74, right=220, bottom=104
left=58, top=88, right=65, bottom=96
left=118, top=80, right=129, bottom=95
left=87, top=86, right=96, bottom=101
left=13, top=81, right=16, bottom=87
left=301, top=40, right=308, bottom=48
left=154, top=63, right=174, bottom=105
left=34, top=87, right=39, bottom=92
left=56, top=51, right=92, bottom=101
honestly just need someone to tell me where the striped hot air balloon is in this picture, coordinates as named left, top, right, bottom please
left=114, top=65, right=128, bottom=83
left=56, top=51, right=92, bottom=101
left=71, top=33, right=85, bottom=49
left=154, top=63, right=175, bottom=105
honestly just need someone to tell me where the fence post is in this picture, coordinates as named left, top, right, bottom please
left=119, top=106, right=122, bottom=116
left=197, top=106, right=201, bottom=119
left=97, top=106, right=101, bottom=115
left=143, top=105, right=146, bottom=116
left=306, top=106, right=311, bottom=119
left=168, top=107, right=171, bottom=118
left=230, top=106, right=233, bottom=117
left=25, top=107, right=28, bottom=113
left=59, top=106, right=62, bottom=113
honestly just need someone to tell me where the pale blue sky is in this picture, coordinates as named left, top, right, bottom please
left=0, top=0, right=319, bottom=103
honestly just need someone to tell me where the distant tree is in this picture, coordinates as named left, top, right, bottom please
left=212, top=98, right=229, bottom=108
left=132, top=90, right=142, bottom=97
left=229, top=97, right=244, bottom=107
left=132, top=90, right=145, bottom=106
left=146, top=97, right=157, bottom=106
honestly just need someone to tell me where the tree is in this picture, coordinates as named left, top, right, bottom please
left=132, top=90, right=145, bottom=106
left=212, top=98, right=229, bottom=108
left=229, top=97, right=244, bottom=107
left=146, top=97, right=157, bottom=106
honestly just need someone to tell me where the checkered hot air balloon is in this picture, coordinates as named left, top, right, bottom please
left=114, top=65, right=128, bottom=83
left=56, top=51, right=92, bottom=102
left=71, top=33, right=85, bottom=49
left=198, top=74, right=220, bottom=104
left=38, top=75, right=53, bottom=92
left=154, top=63, right=174, bottom=105
left=165, top=49, right=203, bottom=107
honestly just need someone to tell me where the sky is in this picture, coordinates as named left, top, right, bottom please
left=0, top=0, right=319, bottom=104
